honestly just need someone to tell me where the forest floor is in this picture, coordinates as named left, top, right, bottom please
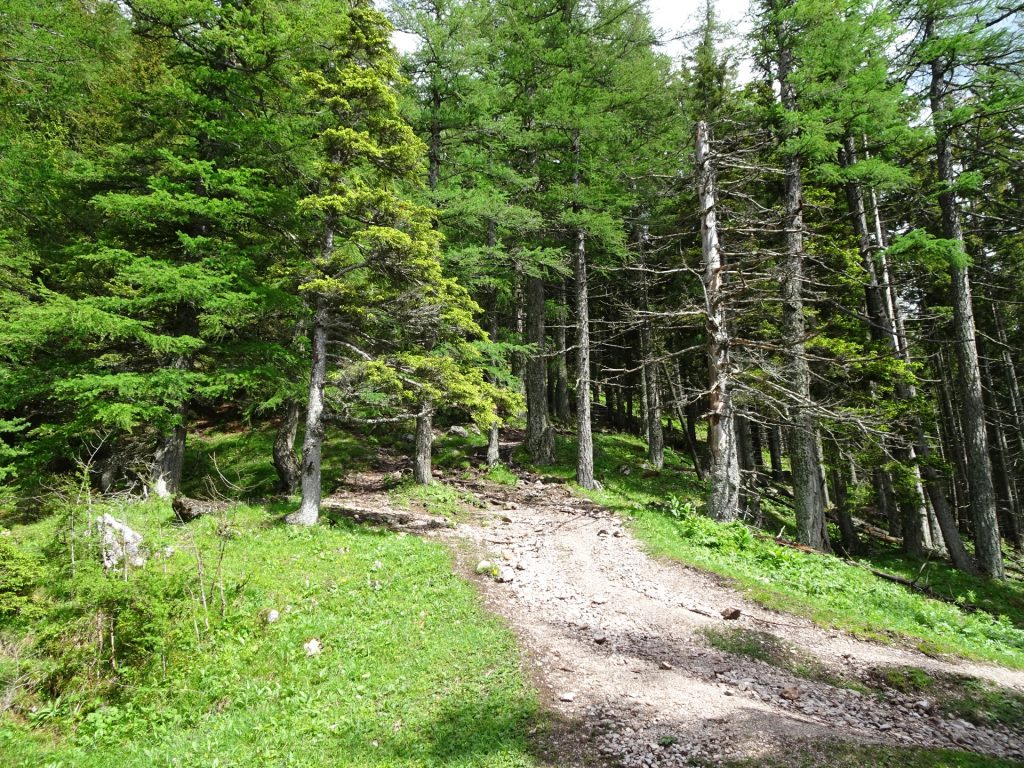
left=333, top=459, right=1024, bottom=768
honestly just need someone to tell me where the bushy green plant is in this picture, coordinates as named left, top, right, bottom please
left=0, top=534, right=39, bottom=619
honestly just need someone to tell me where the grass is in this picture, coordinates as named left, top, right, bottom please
left=524, top=430, right=1024, bottom=669
left=0, top=494, right=539, bottom=767
left=701, top=626, right=868, bottom=692
left=866, top=665, right=1024, bottom=730
left=389, top=479, right=483, bottom=521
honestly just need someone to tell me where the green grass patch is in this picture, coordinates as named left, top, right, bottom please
left=0, top=495, right=538, bottom=767
left=389, top=480, right=483, bottom=521
left=701, top=626, right=866, bottom=691
left=484, top=464, right=519, bottom=487
left=526, top=430, right=1024, bottom=669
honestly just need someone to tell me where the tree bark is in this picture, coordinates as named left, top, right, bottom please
left=525, top=275, right=555, bottom=464
left=776, top=24, right=829, bottom=552
left=767, top=425, right=785, bottom=482
left=928, top=21, right=1003, bottom=577
left=697, top=120, right=739, bottom=520
left=573, top=225, right=599, bottom=489
left=273, top=399, right=301, bottom=494
left=414, top=403, right=433, bottom=485
left=153, top=415, right=186, bottom=498
left=554, top=281, right=572, bottom=423
left=288, top=294, right=328, bottom=526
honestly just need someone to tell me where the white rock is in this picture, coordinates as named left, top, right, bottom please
left=96, top=513, right=146, bottom=570
left=304, top=638, right=322, bottom=656
left=266, top=609, right=280, bottom=624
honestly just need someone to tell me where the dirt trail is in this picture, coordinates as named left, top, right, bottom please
left=342, top=468, right=1024, bottom=766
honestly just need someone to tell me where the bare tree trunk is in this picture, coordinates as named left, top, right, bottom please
left=288, top=295, right=328, bottom=526
left=697, top=120, right=739, bottom=519
left=767, top=425, right=785, bottom=482
left=574, top=226, right=599, bottom=489
left=736, top=415, right=761, bottom=522
left=414, top=403, right=433, bottom=485
left=554, top=281, right=572, bottom=423
left=525, top=275, right=555, bottom=464
left=928, top=18, right=1003, bottom=578
left=776, top=27, right=829, bottom=552
left=665, top=362, right=705, bottom=481
left=273, top=400, right=301, bottom=494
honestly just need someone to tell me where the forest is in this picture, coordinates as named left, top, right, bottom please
left=2, top=0, right=1024, bottom=766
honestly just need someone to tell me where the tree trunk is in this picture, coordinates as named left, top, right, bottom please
left=776, top=27, right=829, bottom=552
left=153, top=415, right=186, bottom=498
left=736, top=414, right=761, bottom=522
left=487, top=423, right=501, bottom=467
left=414, top=404, right=433, bottom=485
left=273, top=400, right=301, bottom=494
left=288, top=294, right=328, bottom=526
left=573, top=225, right=599, bottom=490
left=554, top=281, right=572, bottom=423
left=525, top=275, right=555, bottom=464
left=767, top=425, right=785, bottom=482
left=697, top=120, right=739, bottom=519
left=928, top=18, right=1003, bottom=578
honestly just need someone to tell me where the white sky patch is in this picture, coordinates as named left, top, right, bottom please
left=388, top=0, right=755, bottom=75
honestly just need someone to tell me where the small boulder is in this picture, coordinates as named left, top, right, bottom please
left=265, top=609, right=280, bottom=624
left=448, top=426, right=470, bottom=438
left=475, top=559, right=494, bottom=575
left=721, top=607, right=742, bottom=620
left=496, top=566, right=516, bottom=583
left=304, top=638, right=322, bottom=656
left=96, top=513, right=146, bottom=570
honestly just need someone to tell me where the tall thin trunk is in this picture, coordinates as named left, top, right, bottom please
left=571, top=131, right=599, bottom=489
left=288, top=294, right=328, bottom=526
left=273, top=400, right=301, bottom=494
left=525, top=275, right=555, bottom=464
left=697, top=120, right=739, bottom=519
left=767, top=425, right=785, bottom=482
left=928, top=17, right=1002, bottom=578
left=776, top=23, right=829, bottom=552
left=554, top=281, right=572, bottom=422
left=736, top=414, right=761, bottom=522
left=664, top=362, right=705, bottom=481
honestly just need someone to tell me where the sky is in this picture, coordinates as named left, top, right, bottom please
left=646, top=0, right=752, bottom=63
left=390, top=0, right=754, bottom=65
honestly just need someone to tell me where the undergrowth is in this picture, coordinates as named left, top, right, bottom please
left=0, top=494, right=538, bottom=767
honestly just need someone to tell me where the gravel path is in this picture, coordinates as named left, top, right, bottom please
left=347, top=468, right=1024, bottom=765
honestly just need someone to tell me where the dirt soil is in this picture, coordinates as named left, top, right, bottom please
left=340, top=466, right=1024, bottom=767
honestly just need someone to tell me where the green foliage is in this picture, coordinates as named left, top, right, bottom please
left=0, top=494, right=538, bottom=767
left=0, top=535, right=39, bottom=619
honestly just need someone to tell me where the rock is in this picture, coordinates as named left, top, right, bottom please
left=659, top=661, right=673, bottom=670
left=592, top=595, right=608, bottom=605
left=780, top=686, right=801, bottom=701
left=915, top=699, right=934, bottom=712
left=265, top=609, right=281, bottom=624
left=475, top=559, right=494, bottom=575
left=402, top=433, right=416, bottom=443
left=304, top=638, right=322, bottom=656
left=559, top=691, right=576, bottom=702
left=720, top=607, right=742, bottom=620
left=96, top=513, right=146, bottom=570
left=449, top=425, right=470, bottom=438
left=613, top=530, right=624, bottom=537
left=594, top=633, right=608, bottom=645
left=496, top=566, right=516, bottom=583
left=172, top=495, right=228, bottom=522
left=598, top=528, right=609, bottom=536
